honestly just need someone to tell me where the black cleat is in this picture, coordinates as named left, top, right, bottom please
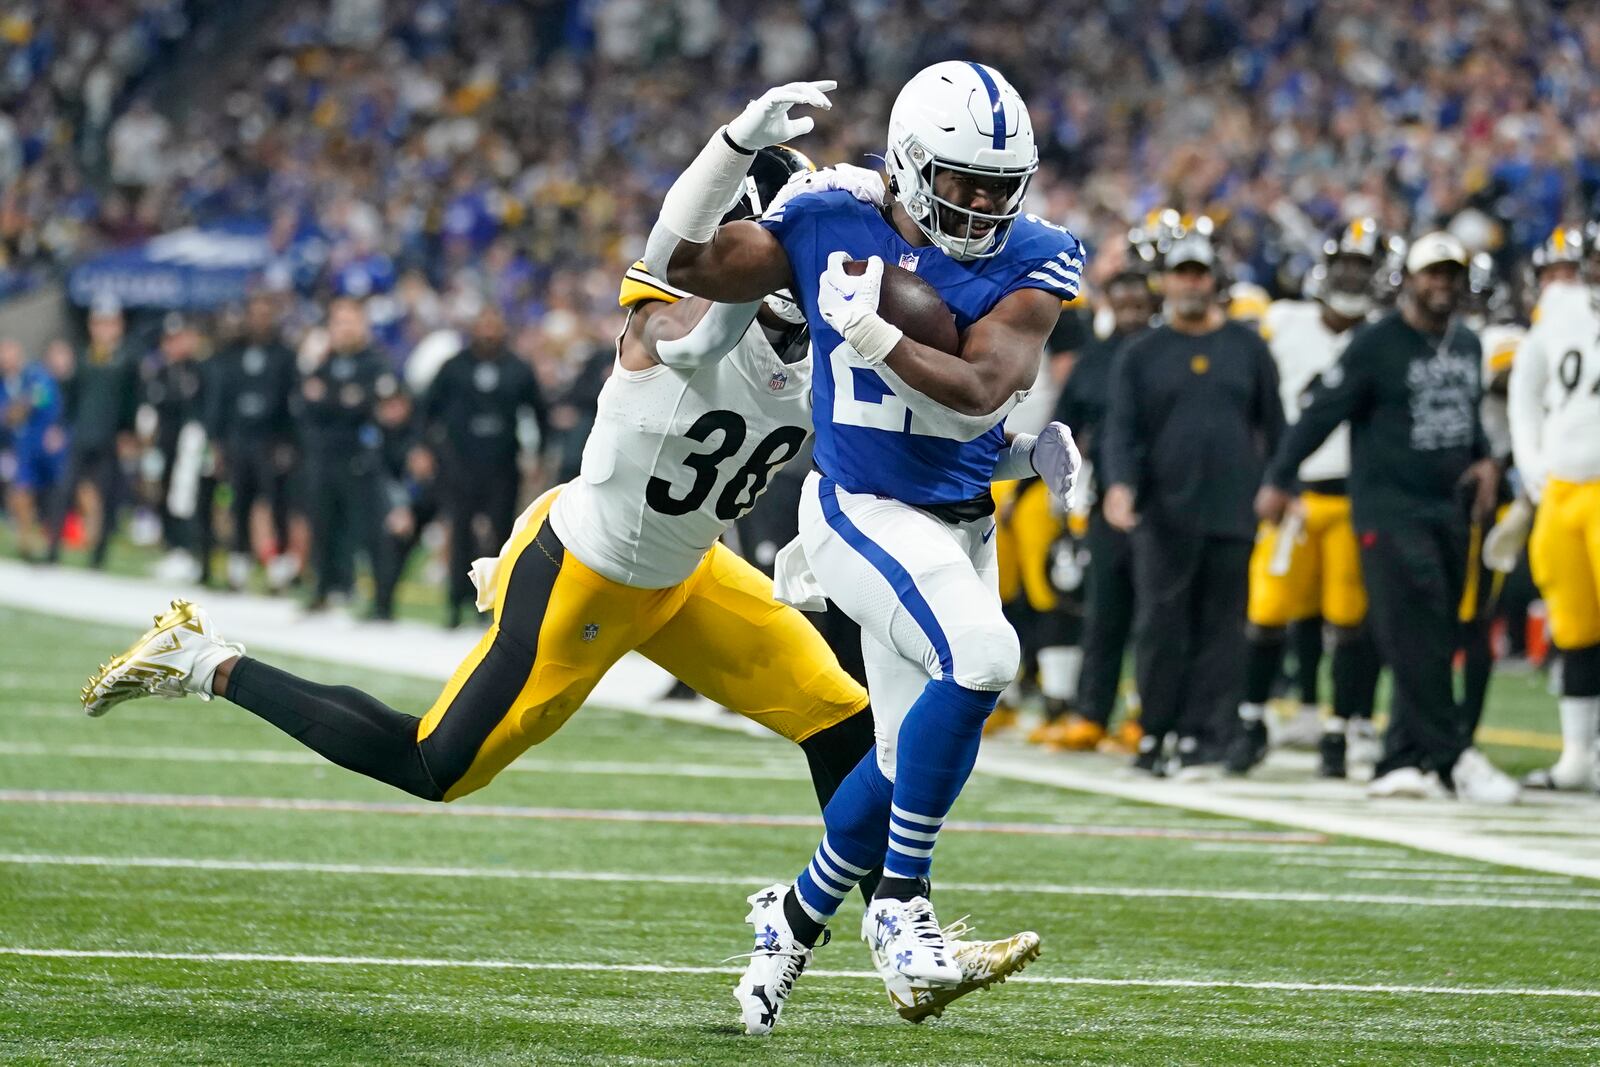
left=1318, top=731, right=1348, bottom=778
left=1225, top=720, right=1269, bottom=776
left=1131, top=734, right=1165, bottom=777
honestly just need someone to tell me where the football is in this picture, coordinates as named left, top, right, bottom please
left=842, top=260, right=961, bottom=354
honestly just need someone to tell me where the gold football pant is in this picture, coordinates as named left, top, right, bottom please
left=417, top=493, right=868, bottom=799
left=1530, top=478, right=1600, bottom=651
left=1247, top=492, right=1367, bottom=629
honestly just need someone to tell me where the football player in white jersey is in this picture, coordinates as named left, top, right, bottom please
left=81, top=142, right=1035, bottom=1031
left=644, top=68, right=1080, bottom=1025
left=81, top=144, right=884, bottom=799
left=1230, top=220, right=1385, bottom=778
left=1506, top=224, right=1600, bottom=790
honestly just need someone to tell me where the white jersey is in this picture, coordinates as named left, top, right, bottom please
left=1261, top=300, right=1357, bottom=483
left=1509, top=282, right=1600, bottom=497
left=549, top=322, right=814, bottom=588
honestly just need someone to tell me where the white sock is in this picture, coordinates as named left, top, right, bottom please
left=1556, top=696, right=1600, bottom=773
left=1239, top=702, right=1265, bottom=722
left=1037, top=646, right=1083, bottom=701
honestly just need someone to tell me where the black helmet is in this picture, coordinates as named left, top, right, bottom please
left=721, top=145, right=817, bottom=225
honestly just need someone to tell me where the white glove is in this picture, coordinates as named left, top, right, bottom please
left=817, top=251, right=902, bottom=365
left=1482, top=496, right=1535, bottom=573
left=768, top=162, right=886, bottom=215
left=1031, top=421, right=1082, bottom=505
left=726, top=80, right=836, bottom=152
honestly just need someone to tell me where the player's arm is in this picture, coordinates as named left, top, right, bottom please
left=643, top=82, right=833, bottom=302
left=819, top=253, right=1057, bottom=417
left=887, top=287, right=1060, bottom=416
left=619, top=297, right=761, bottom=372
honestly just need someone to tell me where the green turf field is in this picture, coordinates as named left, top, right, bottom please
left=2, top=606, right=1597, bottom=1065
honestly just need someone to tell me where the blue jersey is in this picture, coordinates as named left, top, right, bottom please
left=761, top=190, right=1085, bottom=504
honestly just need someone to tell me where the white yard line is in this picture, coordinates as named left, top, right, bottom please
left=4, top=561, right=1595, bottom=879
left=3, top=946, right=1596, bottom=999
left=3, top=853, right=1595, bottom=912
left=0, top=741, right=807, bottom=782
left=0, top=788, right=1323, bottom=843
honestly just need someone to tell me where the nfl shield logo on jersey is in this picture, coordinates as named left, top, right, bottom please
left=898, top=251, right=921, bottom=272
left=768, top=371, right=788, bottom=392
left=581, top=622, right=600, bottom=643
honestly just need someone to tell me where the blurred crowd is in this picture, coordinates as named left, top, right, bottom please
left=5, top=1, right=1600, bottom=336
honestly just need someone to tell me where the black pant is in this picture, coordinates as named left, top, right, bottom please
left=1079, top=507, right=1136, bottom=726
left=306, top=447, right=393, bottom=612
left=227, top=434, right=294, bottom=556
left=1359, top=513, right=1470, bottom=781
left=48, top=442, right=122, bottom=566
left=1131, top=524, right=1250, bottom=744
left=445, top=460, right=519, bottom=617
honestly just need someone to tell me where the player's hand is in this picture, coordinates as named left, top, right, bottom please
left=1254, top=484, right=1292, bottom=524
left=768, top=163, right=886, bottom=215
left=819, top=251, right=883, bottom=331
left=727, top=80, right=836, bottom=151
left=1104, top=483, right=1139, bottom=531
left=1482, top=496, right=1533, bottom=573
left=1031, top=422, right=1081, bottom=505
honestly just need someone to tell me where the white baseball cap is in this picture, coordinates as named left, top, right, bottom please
left=1405, top=231, right=1468, bottom=274
left=1165, top=232, right=1216, bottom=270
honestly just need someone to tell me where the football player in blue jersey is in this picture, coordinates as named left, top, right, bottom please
left=645, top=64, right=1083, bottom=1024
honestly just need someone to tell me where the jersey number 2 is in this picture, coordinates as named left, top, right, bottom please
left=645, top=410, right=807, bottom=520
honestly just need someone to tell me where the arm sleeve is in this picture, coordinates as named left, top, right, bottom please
left=655, top=300, right=762, bottom=369
left=1101, top=341, right=1142, bottom=489
left=1265, top=330, right=1373, bottom=488
left=1506, top=329, right=1547, bottom=497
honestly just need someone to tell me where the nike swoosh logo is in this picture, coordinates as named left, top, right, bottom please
left=982, top=524, right=997, bottom=543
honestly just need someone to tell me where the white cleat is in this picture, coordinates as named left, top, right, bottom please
left=80, top=600, right=244, bottom=717
left=1452, top=747, right=1520, bottom=805
left=861, top=895, right=962, bottom=1018
left=732, top=883, right=823, bottom=1035
left=892, top=917, right=1042, bottom=1023
left=1346, top=718, right=1382, bottom=767
left=1367, top=765, right=1445, bottom=800
left=1275, top=703, right=1324, bottom=749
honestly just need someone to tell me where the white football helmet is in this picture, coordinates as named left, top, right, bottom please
left=886, top=61, right=1039, bottom=261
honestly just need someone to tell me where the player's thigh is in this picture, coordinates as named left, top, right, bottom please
left=1314, top=501, right=1367, bottom=627
left=800, top=473, right=1018, bottom=691
left=1530, top=481, right=1600, bottom=649
left=638, top=543, right=867, bottom=743
left=418, top=498, right=676, bottom=800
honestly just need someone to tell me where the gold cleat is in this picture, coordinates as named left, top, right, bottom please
left=893, top=921, right=1042, bottom=1023
left=80, top=599, right=241, bottom=718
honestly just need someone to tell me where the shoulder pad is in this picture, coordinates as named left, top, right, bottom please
left=619, top=259, right=689, bottom=309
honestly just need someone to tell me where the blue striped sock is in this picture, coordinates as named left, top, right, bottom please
left=882, top=678, right=997, bottom=880
left=791, top=752, right=892, bottom=923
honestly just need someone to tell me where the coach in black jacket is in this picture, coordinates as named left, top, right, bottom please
left=1103, top=234, right=1284, bottom=775
left=1259, top=232, right=1516, bottom=803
